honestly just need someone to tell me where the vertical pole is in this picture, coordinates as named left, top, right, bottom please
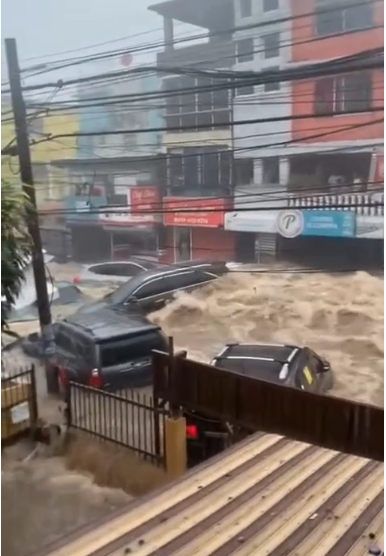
left=5, top=38, right=57, bottom=394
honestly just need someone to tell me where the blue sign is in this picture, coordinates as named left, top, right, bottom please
left=302, top=210, right=356, bottom=238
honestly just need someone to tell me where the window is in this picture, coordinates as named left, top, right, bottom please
left=165, top=76, right=231, bottom=132
left=236, top=84, right=254, bottom=96
left=133, top=278, right=167, bottom=300
left=237, top=38, right=254, bottom=63
left=240, top=0, right=252, bottom=18
left=235, top=158, right=254, bottom=184
left=262, top=67, right=281, bottom=92
left=263, top=32, right=280, bottom=59
left=314, top=72, right=372, bottom=115
left=263, top=0, right=279, bottom=12
left=262, top=157, right=280, bottom=183
left=315, top=0, right=373, bottom=37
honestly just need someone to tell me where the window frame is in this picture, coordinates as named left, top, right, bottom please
left=262, top=67, right=281, bottom=92
left=236, top=84, right=255, bottom=96
left=263, top=0, right=279, bottom=13
left=315, top=0, right=373, bottom=37
left=263, top=32, right=281, bottom=59
left=314, top=72, right=373, bottom=115
left=236, top=38, right=254, bottom=63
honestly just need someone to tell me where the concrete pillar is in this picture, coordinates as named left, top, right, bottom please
left=164, top=18, right=174, bottom=52
left=279, top=156, right=290, bottom=186
left=164, top=415, right=187, bottom=478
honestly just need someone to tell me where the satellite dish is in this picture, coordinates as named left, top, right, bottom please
left=121, top=53, right=133, bottom=67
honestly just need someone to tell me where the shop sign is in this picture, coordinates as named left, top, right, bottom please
left=163, top=197, right=229, bottom=228
left=356, top=215, right=384, bottom=239
left=276, top=210, right=356, bottom=239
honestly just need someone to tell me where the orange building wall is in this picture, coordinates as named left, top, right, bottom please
left=291, top=0, right=384, bottom=62
left=291, top=0, right=384, bottom=143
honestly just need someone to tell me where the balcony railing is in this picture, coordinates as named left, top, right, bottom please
left=157, top=41, right=235, bottom=69
left=288, top=193, right=384, bottom=216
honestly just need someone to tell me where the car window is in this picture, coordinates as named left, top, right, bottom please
left=170, top=270, right=203, bottom=290
left=133, top=277, right=168, bottom=300
left=99, top=331, right=164, bottom=368
left=308, top=352, right=325, bottom=374
left=193, top=270, right=218, bottom=285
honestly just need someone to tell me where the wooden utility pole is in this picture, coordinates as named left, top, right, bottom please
left=5, top=38, right=58, bottom=394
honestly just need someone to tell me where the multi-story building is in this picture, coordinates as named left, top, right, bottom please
left=148, top=0, right=237, bottom=263
left=226, top=0, right=384, bottom=267
left=1, top=106, right=79, bottom=260
left=63, top=57, right=165, bottom=262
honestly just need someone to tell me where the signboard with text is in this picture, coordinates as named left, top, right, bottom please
left=163, top=197, right=229, bottom=228
left=276, top=210, right=356, bottom=238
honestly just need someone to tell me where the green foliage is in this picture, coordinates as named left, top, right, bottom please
left=1, top=179, right=32, bottom=331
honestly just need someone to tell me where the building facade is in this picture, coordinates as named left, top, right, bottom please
left=149, top=0, right=237, bottom=263
left=61, top=58, right=165, bottom=262
left=225, top=0, right=384, bottom=267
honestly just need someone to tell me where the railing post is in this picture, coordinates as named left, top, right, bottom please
left=29, top=364, right=39, bottom=427
left=64, top=382, right=72, bottom=429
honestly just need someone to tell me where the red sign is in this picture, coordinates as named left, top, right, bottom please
left=130, top=186, right=160, bottom=216
left=163, top=197, right=229, bottom=228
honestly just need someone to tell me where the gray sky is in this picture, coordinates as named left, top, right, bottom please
left=2, top=0, right=163, bottom=63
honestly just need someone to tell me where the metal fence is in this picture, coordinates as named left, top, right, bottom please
left=65, top=382, right=166, bottom=467
left=153, top=350, right=384, bottom=462
left=1, top=363, right=39, bottom=447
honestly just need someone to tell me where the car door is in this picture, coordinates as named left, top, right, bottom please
left=306, top=350, right=328, bottom=391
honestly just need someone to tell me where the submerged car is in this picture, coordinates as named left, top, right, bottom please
left=77, top=257, right=167, bottom=284
left=184, top=342, right=333, bottom=466
left=76, top=260, right=229, bottom=315
left=55, top=307, right=169, bottom=391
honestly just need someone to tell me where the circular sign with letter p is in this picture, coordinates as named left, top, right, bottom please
left=276, top=210, right=304, bottom=238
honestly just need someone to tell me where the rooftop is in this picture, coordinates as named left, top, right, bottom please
left=148, top=0, right=233, bottom=31
left=40, top=433, right=384, bottom=556
left=64, top=308, right=159, bottom=340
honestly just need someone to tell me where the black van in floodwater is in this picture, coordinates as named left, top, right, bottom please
left=54, top=307, right=168, bottom=391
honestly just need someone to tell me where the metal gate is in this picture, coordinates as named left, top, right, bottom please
left=65, top=382, right=166, bottom=466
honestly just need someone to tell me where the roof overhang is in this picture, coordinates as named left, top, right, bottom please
left=148, top=0, right=233, bottom=30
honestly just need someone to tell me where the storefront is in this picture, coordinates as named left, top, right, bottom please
left=99, top=185, right=162, bottom=260
left=162, top=197, right=234, bottom=263
left=224, top=211, right=279, bottom=263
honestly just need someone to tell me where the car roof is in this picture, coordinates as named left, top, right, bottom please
left=106, top=262, right=220, bottom=305
left=212, top=343, right=301, bottom=384
left=62, top=308, right=161, bottom=341
left=170, top=259, right=227, bottom=270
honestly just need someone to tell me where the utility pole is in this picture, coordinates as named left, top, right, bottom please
left=5, top=38, right=58, bottom=394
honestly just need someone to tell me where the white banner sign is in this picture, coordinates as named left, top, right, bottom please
left=356, top=215, right=384, bottom=239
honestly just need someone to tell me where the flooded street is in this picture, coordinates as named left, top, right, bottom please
left=149, top=270, right=384, bottom=407
left=2, top=264, right=383, bottom=556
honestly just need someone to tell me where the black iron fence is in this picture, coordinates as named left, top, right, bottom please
left=65, top=382, right=166, bottom=467
left=1, top=363, right=39, bottom=447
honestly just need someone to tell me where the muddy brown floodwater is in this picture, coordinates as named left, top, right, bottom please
left=149, top=270, right=384, bottom=407
left=2, top=266, right=383, bottom=556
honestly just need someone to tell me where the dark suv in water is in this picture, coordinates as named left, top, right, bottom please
left=185, top=342, right=333, bottom=466
left=77, top=260, right=228, bottom=315
left=55, top=308, right=168, bottom=391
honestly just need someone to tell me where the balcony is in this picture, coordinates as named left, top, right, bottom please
left=233, top=185, right=384, bottom=216
left=288, top=192, right=384, bottom=216
left=157, top=41, right=235, bottom=70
